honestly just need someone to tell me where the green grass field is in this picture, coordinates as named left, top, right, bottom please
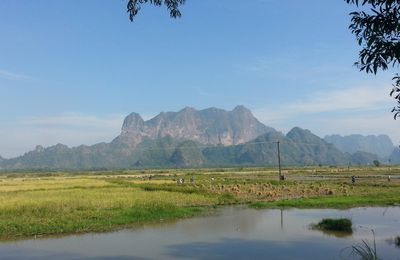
left=0, top=166, right=399, bottom=240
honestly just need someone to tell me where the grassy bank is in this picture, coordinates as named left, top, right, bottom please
left=0, top=166, right=399, bottom=240
left=250, top=192, right=400, bottom=209
left=0, top=178, right=218, bottom=240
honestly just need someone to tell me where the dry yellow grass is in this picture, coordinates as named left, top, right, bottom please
left=0, top=166, right=399, bottom=240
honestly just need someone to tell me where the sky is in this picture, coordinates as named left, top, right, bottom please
left=0, top=0, right=398, bottom=158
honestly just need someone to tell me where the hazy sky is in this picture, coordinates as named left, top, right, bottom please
left=0, top=0, right=398, bottom=158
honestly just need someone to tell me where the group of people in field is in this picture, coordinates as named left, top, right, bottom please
left=144, top=173, right=392, bottom=186
left=176, top=176, right=195, bottom=185
left=351, top=175, right=391, bottom=184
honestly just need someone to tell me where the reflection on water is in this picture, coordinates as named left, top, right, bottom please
left=308, top=214, right=354, bottom=238
left=311, top=226, right=353, bottom=238
left=1, top=207, right=399, bottom=260
left=386, top=236, right=400, bottom=248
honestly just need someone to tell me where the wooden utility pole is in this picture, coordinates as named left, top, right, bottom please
left=276, top=141, right=282, bottom=180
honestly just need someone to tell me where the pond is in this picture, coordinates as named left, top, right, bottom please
left=1, top=207, right=399, bottom=259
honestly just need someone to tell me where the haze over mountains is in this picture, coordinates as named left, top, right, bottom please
left=323, top=134, right=400, bottom=164
left=324, top=134, right=394, bottom=158
left=389, top=148, right=400, bottom=164
left=0, top=106, right=394, bottom=170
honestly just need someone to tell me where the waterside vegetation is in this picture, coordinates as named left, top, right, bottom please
left=315, top=218, right=352, bottom=232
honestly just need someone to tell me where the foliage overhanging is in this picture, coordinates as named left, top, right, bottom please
left=127, top=0, right=185, bottom=21
left=346, top=0, right=400, bottom=118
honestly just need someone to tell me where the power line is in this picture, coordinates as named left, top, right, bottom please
left=121, top=139, right=330, bottom=152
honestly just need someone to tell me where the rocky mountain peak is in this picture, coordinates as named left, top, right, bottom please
left=117, top=106, right=275, bottom=147
left=287, top=127, right=322, bottom=144
left=35, top=145, right=45, bottom=152
left=180, top=106, right=196, bottom=113
left=54, top=143, right=69, bottom=149
left=121, top=112, right=144, bottom=134
left=232, top=105, right=251, bottom=114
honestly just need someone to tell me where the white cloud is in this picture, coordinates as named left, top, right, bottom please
left=0, top=113, right=125, bottom=158
left=22, top=113, right=124, bottom=129
left=254, top=85, right=392, bottom=122
left=0, top=69, right=31, bottom=81
left=253, top=85, right=399, bottom=143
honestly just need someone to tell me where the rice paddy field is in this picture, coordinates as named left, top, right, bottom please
left=0, top=166, right=399, bottom=241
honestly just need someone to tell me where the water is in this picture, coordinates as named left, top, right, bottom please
left=1, top=207, right=399, bottom=259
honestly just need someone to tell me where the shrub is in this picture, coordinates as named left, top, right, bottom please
left=317, top=218, right=352, bottom=232
left=395, top=236, right=400, bottom=247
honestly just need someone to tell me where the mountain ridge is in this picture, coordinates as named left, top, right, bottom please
left=115, top=105, right=274, bottom=148
left=324, top=134, right=394, bottom=158
left=0, top=106, right=388, bottom=170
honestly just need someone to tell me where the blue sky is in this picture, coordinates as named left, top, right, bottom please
left=0, top=0, right=398, bottom=158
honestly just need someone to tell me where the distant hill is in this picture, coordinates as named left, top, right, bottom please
left=0, top=107, right=385, bottom=170
left=324, top=134, right=394, bottom=158
left=350, top=151, right=380, bottom=166
left=389, top=148, right=400, bottom=164
left=285, top=127, right=349, bottom=165
left=203, top=127, right=350, bottom=166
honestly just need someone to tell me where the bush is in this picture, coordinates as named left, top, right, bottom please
left=395, top=236, right=400, bottom=247
left=317, top=218, right=352, bottom=232
left=373, top=160, right=380, bottom=167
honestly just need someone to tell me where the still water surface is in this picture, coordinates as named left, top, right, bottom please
left=1, top=207, right=399, bottom=260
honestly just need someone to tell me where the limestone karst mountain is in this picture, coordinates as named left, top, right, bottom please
left=324, top=134, right=395, bottom=158
left=0, top=106, right=385, bottom=170
left=389, top=148, right=400, bottom=164
left=113, top=105, right=274, bottom=148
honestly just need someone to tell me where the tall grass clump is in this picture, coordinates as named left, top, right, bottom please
left=316, top=218, right=352, bottom=232
left=350, top=231, right=380, bottom=260
left=351, top=240, right=380, bottom=260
